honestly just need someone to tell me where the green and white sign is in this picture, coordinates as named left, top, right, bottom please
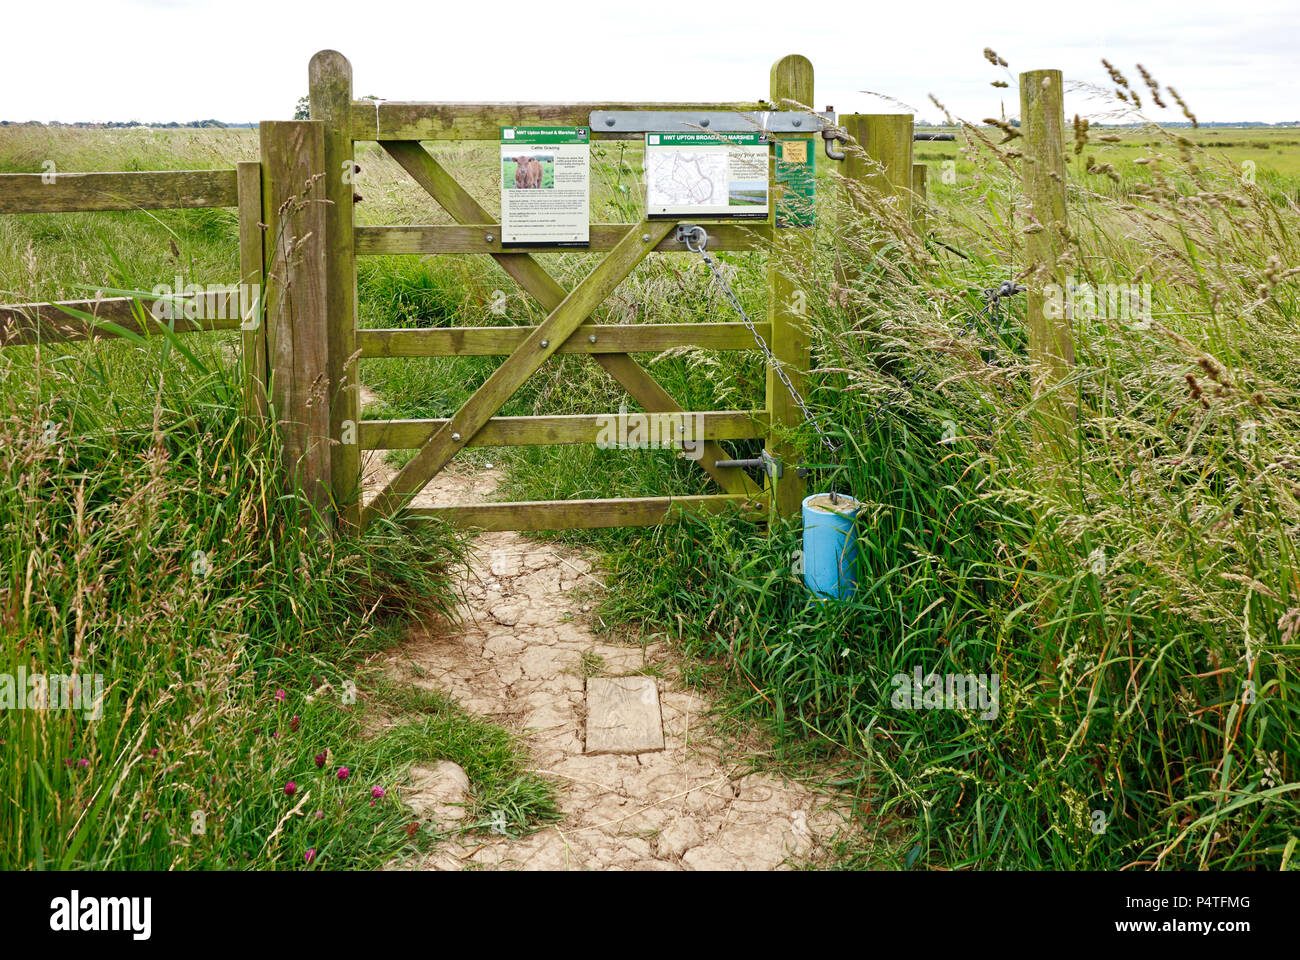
left=644, top=131, right=768, bottom=218
left=775, top=137, right=815, bottom=228
left=500, top=126, right=590, bottom=245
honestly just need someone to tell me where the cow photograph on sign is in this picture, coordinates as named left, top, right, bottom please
left=504, top=154, right=552, bottom=190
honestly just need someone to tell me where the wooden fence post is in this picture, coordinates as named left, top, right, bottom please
left=767, top=54, right=814, bottom=519
left=841, top=114, right=914, bottom=220
left=1019, top=68, right=1076, bottom=445
left=837, top=114, right=914, bottom=301
left=310, top=50, right=361, bottom=533
left=911, top=162, right=928, bottom=233
left=236, top=160, right=267, bottom=424
left=260, top=120, right=333, bottom=528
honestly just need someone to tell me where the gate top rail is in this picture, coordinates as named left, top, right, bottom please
left=351, top=100, right=801, bottom=141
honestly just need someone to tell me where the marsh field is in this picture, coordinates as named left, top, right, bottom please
left=1, top=110, right=1298, bottom=870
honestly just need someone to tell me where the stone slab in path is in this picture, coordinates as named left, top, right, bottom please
left=585, top=676, right=665, bottom=755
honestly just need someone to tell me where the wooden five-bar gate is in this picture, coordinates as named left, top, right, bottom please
left=294, top=50, right=919, bottom=533
left=5, top=50, right=997, bottom=536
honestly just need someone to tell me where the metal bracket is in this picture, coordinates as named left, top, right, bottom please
left=714, top=449, right=783, bottom=480
left=676, top=222, right=707, bottom=250
left=590, top=110, right=835, bottom=136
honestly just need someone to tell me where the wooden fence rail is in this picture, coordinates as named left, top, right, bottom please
left=0, top=169, right=238, bottom=214
left=0, top=163, right=267, bottom=410
left=0, top=294, right=243, bottom=347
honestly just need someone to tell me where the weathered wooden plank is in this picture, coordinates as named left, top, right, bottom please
left=376, top=140, right=760, bottom=500
left=767, top=55, right=815, bottom=517
left=403, top=493, right=765, bottom=531
left=354, top=223, right=771, bottom=255
left=237, top=161, right=267, bottom=421
left=0, top=295, right=241, bottom=348
left=311, top=49, right=361, bottom=531
left=352, top=100, right=771, bottom=142
left=357, top=322, right=771, bottom=358
left=360, top=410, right=769, bottom=449
left=0, top=169, right=239, bottom=214
left=363, top=220, right=675, bottom=523
left=261, top=120, right=332, bottom=526
left=586, top=677, right=664, bottom=755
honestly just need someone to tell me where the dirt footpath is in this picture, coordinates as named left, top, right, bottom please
left=364, top=451, right=847, bottom=870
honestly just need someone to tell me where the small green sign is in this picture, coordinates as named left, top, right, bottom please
left=775, top=138, right=815, bottom=228
left=501, top=126, right=590, bottom=144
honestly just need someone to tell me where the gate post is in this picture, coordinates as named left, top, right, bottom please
left=236, top=160, right=267, bottom=424
left=260, top=120, right=333, bottom=529
left=841, top=113, right=914, bottom=220
left=310, top=50, right=360, bottom=533
left=767, top=54, right=814, bottom=519
left=1019, top=68, right=1076, bottom=449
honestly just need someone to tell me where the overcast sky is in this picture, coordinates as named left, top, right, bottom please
left=3, top=0, right=1297, bottom=124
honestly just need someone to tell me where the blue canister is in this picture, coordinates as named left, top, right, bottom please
left=801, top=492, right=863, bottom=600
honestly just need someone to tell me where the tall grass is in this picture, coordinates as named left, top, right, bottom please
left=496, top=106, right=1300, bottom=869
left=4, top=113, right=1298, bottom=870
left=0, top=331, right=556, bottom=869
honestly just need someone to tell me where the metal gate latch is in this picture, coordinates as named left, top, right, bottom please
left=714, top=449, right=783, bottom=479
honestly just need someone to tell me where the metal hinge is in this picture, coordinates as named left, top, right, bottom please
left=590, top=110, right=835, bottom=136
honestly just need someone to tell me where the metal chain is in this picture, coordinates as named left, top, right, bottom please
left=685, top=226, right=840, bottom=453
left=966, top=279, right=1025, bottom=337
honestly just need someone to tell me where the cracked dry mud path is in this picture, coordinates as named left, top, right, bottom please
left=362, top=448, right=848, bottom=870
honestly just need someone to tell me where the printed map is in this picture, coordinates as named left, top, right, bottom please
left=646, top=151, right=728, bottom=208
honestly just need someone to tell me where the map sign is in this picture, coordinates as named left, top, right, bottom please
left=644, top=132, right=768, bottom=218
